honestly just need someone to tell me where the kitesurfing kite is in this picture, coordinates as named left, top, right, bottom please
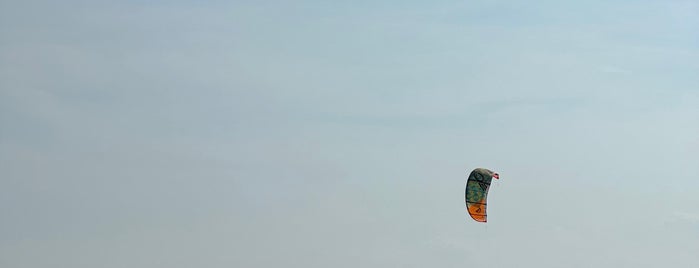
left=465, top=168, right=499, bottom=222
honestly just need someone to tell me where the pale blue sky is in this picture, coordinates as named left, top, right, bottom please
left=1, top=1, right=698, bottom=267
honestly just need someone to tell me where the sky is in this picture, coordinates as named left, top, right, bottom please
left=1, top=0, right=698, bottom=267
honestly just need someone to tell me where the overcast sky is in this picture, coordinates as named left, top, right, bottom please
left=1, top=1, right=698, bottom=267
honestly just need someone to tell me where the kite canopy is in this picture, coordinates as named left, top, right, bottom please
left=465, top=168, right=499, bottom=223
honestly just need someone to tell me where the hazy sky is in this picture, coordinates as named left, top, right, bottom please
left=1, top=1, right=698, bottom=267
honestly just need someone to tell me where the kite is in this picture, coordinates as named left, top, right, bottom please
left=465, top=168, right=499, bottom=222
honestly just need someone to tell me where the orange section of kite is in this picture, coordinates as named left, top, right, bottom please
left=466, top=201, right=487, bottom=222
